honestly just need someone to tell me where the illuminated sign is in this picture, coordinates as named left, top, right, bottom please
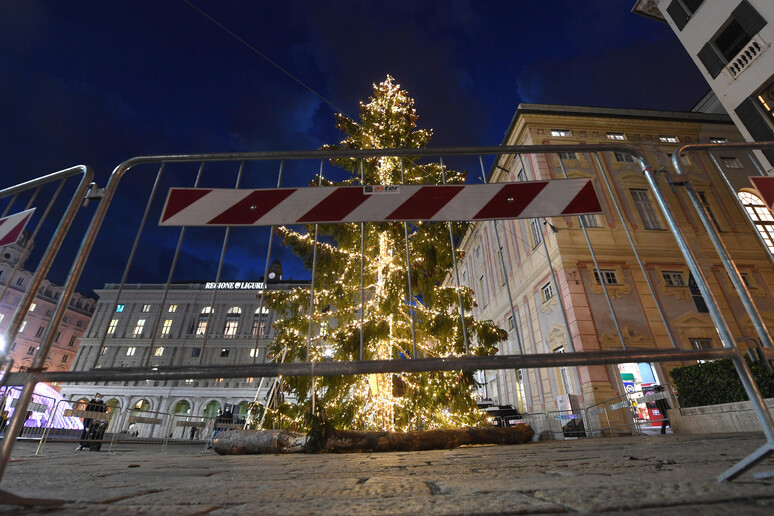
left=204, top=282, right=266, bottom=290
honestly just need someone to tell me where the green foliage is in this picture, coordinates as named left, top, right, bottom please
left=669, top=358, right=774, bottom=408
left=258, top=76, right=506, bottom=432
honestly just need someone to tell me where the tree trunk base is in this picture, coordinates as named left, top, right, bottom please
left=213, top=424, right=534, bottom=455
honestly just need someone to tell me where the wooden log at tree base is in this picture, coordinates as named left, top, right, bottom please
left=213, top=424, right=534, bottom=455
left=324, top=424, right=534, bottom=453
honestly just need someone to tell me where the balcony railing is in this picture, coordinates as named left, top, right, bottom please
left=725, top=34, right=768, bottom=79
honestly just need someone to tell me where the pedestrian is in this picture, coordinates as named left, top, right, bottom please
left=77, top=393, right=106, bottom=451
left=190, top=425, right=199, bottom=440
left=208, top=408, right=233, bottom=449
left=654, top=385, right=671, bottom=435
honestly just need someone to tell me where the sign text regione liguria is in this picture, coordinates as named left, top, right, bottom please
left=159, top=180, right=602, bottom=227
left=204, top=282, right=265, bottom=290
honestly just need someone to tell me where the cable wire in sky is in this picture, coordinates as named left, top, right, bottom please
left=182, top=0, right=347, bottom=116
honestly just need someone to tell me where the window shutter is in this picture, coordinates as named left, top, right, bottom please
left=733, top=0, right=766, bottom=37
left=667, top=0, right=690, bottom=31
left=735, top=98, right=774, bottom=162
left=697, top=43, right=724, bottom=78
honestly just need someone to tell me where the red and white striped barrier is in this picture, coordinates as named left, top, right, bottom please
left=0, top=208, right=35, bottom=246
left=159, top=180, right=601, bottom=227
left=750, top=177, right=774, bottom=210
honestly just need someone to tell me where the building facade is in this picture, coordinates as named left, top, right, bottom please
left=452, top=104, right=774, bottom=425
left=58, top=260, right=307, bottom=421
left=0, top=232, right=95, bottom=373
left=634, top=0, right=774, bottom=169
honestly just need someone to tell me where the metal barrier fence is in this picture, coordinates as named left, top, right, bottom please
left=1, top=143, right=774, bottom=500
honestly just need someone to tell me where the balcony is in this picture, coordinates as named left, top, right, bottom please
left=725, top=34, right=768, bottom=79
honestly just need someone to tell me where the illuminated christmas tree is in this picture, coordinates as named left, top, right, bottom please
left=260, top=76, right=506, bottom=433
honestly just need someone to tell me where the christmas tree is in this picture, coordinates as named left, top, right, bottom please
left=258, top=76, right=506, bottom=433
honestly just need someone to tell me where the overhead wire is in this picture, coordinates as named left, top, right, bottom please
left=182, top=0, right=348, bottom=116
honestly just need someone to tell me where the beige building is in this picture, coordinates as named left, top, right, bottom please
left=453, top=104, right=774, bottom=423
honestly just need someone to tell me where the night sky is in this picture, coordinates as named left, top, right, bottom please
left=0, top=1, right=710, bottom=296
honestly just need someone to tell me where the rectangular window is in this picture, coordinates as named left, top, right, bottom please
left=76, top=320, right=83, bottom=328
left=579, top=214, right=602, bottom=228
left=191, top=348, right=201, bottom=358
left=557, top=151, right=577, bottom=160
left=630, top=189, right=664, bottom=230
left=126, top=346, right=136, bottom=356
left=508, top=316, right=515, bottom=330
left=659, top=136, right=679, bottom=143
left=220, top=348, right=230, bottom=357
left=252, top=320, right=267, bottom=336
left=698, top=191, right=722, bottom=231
left=132, top=319, right=146, bottom=338
left=161, top=319, right=173, bottom=337
left=224, top=320, right=239, bottom=338
left=26, top=346, right=35, bottom=355
left=116, top=304, right=124, bottom=313
left=195, top=320, right=208, bottom=337
left=551, top=129, right=570, bottom=137
left=606, top=132, right=625, bottom=140
left=19, top=321, right=27, bottom=333
left=249, top=348, right=259, bottom=358
left=529, top=218, right=543, bottom=247
left=721, top=156, right=742, bottom=168
left=662, top=271, right=687, bottom=287
left=154, top=347, right=164, bottom=357
left=16, top=277, right=23, bottom=286
left=29, top=303, right=36, bottom=312
left=55, top=331, right=61, bottom=342
left=61, top=355, right=69, bottom=363
left=541, top=282, right=554, bottom=302
left=141, top=304, right=151, bottom=313
left=710, top=137, right=727, bottom=144
left=35, top=325, right=45, bottom=338
left=168, top=304, right=178, bottom=313
left=107, top=319, right=118, bottom=336
left=99, top=346, right=107, bottom=356
left=613, top=151, right=634, bottom=163
left=478, top=274, right=489, bottom=307
left=593, top=269, right=619, bottom=285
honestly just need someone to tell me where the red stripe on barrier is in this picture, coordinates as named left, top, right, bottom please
left=0, top=212, right=33, bottom=247
left=474, top=182, right=548, bottom=219
left=751, top=177, right=774, bottom=210
left=208, top=189, right=296, bottom=225
left=387, top=185, right=464, bottom=220
left=297, top=187, right=370, bottom=223
left=161, top=189, right=213, bottom=222
left=560, top=180, right=601, bottom=215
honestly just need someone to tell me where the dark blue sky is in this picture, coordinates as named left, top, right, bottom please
left=0, top=1, right=709, bottom=294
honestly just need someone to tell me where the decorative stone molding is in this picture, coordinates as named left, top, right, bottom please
left=721, top=270, right=765, bottom=298
left=539, top=292, right=559, bottom=314
left=654, top=266, right=692, bottom=301
left=584, top=264, right=631, bottom=299
left=599, top=326, right=654, bottom=350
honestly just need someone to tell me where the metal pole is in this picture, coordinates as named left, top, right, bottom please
left=359, top=159, right=365, bottom=361
left=400, top=159, right=418, bottom=358
left=307, top=161, right=325, bottom=417
left=478, top=156, right=523, bottom=354
left=440, top=157, right=470, bottom=356
left=591, top=152, right=679, bottom=349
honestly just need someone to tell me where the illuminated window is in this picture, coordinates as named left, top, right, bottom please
left=220, top=348, right=230, bottom=357
left=168, top=304, right=178, bottom=313
left=99, top=346, right=107, bottom=356
left=659, top=136, right=679, bottom=143
left=710, top=137, right=727, bottom=144
left=107, top=319, right=118, bottom=336
left=551, top=129, right=570, bottom=137
left=132, top=319, right=146, bottom=338
left=154, top=347, right=164, bottom=357
left=29, top=303, right=36, bottom=312
left=224, top=307, right=242, bottom=337
left=252, top=320, right=266, bottom=336
left=249, top=348, right=260, bottom=358
left=19, top=321, right=27, bottom=333
left=579, top=214, right=601, bottom=228
left=161, top=319, right=173, bottom=337
left=607, top=132, right=625, bottom=140
left=126, top=346, right=137, bottom=356
left=116, top=304, right=124, bottom=313
left=141, top=304, right=151, bottom=313
left=738, top=191, right=774, bottom=253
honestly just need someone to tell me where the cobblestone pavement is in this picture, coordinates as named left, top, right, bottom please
left=0, top=432, right=773, bottom=514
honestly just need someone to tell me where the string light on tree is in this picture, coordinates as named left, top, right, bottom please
left=256, top=76, right=506, bottom=433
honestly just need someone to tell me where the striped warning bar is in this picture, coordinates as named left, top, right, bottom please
left=159, top=180, right=601, bottom=227
left=0, top=208, right=35, bottom=246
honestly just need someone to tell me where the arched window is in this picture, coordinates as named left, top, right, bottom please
left=738, top=191, right=774, bottom=253
left=252, top=306, right=269, bottom=336
left=224, top=307, right=242, bottom=337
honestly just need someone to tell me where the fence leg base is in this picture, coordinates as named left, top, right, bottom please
left=0, top=488, right=65, bottom=507
left=717, top=442, right=774, bottom=482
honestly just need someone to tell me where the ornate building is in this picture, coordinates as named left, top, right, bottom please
left=452, top=104, right=774, bottom=427
left=0, top=232, right=95, bottom=374
left=58, top=259, right=307, bottom=422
